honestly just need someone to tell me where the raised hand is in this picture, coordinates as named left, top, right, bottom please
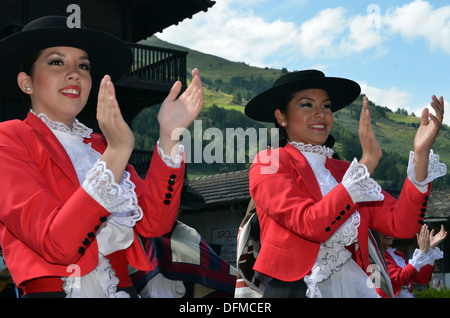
left=358, top=96, right=382, bottom=175
left=97, top=75, right=135, bottom=182
left=417, top=224, right=430, bottom=254
left=158, top=68, right=204, bottom=161
left=413, top=95, right=444, bottom=182
left=430, top=224, right=447, bottom=249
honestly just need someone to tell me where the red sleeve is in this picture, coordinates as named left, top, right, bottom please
left=130, top=144, right=185, bottom=238
left=413, top=264, right=434, bottom=284
left=385, top=251, right=418, bottom=287
left=89, top=133, right=185, bottom=238
left=367, top=178, right=430, bottom=240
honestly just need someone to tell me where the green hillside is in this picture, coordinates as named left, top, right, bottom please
left=133, top=36, right=450, bottom=190
left=140, top=36, right=283, bottom=83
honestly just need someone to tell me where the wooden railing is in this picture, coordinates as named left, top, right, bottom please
left=129, top=149, right=153, bottom=178
left=125, top=42, right=188, bottom=86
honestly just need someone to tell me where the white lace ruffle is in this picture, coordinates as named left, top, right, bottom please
left=82, top=160, right=143, bottom=227
left=386, top=247, right=407, bottom=268
left=289, top=141, right=335, bottom=158
left=304, top=211, right=361, bottom=298
left=342, top=158, right=384, bottom=203
left=409, top=247, right=443, bottom=271
left=33, top=110, right=93, bottom=138
left=61, top=254, right=130, bottom=298
left=407, top=149, right=447, bottom=187
left=157, top=139, right=184, bottom=168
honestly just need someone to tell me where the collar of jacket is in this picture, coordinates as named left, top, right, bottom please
left=24, top=111, right=80, bottom=187
left=283, top=142, right=350, bottom=201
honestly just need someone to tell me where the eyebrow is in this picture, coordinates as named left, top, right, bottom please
left=44, top=51, right=90, bottom=61
left=295, top=97, right=331, bottom=103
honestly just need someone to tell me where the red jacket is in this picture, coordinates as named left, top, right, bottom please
left=0, top=112, right=184, bottom=288
left=384, top=249, right=434, bottom=297
left=249, top=143, right=430, bottom=282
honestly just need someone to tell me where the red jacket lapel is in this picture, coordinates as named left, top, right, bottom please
left=24, top=112, right=80, bottom=187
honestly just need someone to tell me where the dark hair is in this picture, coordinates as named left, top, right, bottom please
left=20, top=50, right=43, bottom=107
left=274, top=92, right=295, bottom=147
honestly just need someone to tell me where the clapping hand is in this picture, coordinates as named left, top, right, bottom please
left=413, top=95, right=444, bottom=182
left=417, top=224, right=431, bottom=254
left=158, top=68, right=204, bottom=161
left=430, top=224, right=447, bottom=249
left=358, top=96, right=382, bottom=175
left=97, top=75, right=135, bottom=183
left=417, top=224, right=447, bottom=254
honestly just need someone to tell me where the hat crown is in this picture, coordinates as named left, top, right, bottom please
left=22, top=15, right=84, bottom=32
left=273, top=69, right=325, bottom=88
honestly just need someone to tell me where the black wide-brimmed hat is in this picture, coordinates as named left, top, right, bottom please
left=245, top=70, right=361, bottom=122
left=0, top=15, right=133, bottom=99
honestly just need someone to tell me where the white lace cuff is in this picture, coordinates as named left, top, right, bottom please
left=409, top=247, right=443, bottom=271
left=407, top=150, right=447, bottom=189
left=426, top=247, right=444, bottom=265
left=82, top=160, right=143, bottom=227
left=157, top=139, right=184, bottom=168
left=342, top=158, right=384, bottom=203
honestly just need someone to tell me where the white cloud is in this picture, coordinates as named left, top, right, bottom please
left=360, top=82, right=450, bottom=126
left=384, top=0, right=450, bottom=54
left=297, top=7, right=385, bottom=59
left=158, top=1, right=450, bottom=65
left=359, top=81, right=414, bottom=111
left=157, top=0, right=298, bottom=67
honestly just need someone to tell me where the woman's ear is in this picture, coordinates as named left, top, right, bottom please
left=274, top=109, right=287, bottom=127
left=17, top=72, right=33, bottom=94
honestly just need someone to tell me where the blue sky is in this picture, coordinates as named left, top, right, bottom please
left=157, top=0, right=450, bottom=125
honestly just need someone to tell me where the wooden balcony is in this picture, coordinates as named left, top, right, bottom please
left=109, top=42, right=189, bottom=130
left=118, top=42, right=188, bottom=91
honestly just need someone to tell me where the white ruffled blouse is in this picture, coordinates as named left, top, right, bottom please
left=288, top=141, right=446, bottom=298
left=33, top=111, right=183, bottom=298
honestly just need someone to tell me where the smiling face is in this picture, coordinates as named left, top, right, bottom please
left=18, top=46, right=92, bottom=128
left=380, top=233, right=394, bottom=250
left=275, top=88, right=333, bottom=146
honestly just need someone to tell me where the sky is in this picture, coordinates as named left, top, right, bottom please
left=157, top=0, right=450, bottom=126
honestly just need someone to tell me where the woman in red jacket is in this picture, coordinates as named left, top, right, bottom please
left=244, top=70, right=446, bottom=297
left=0, top=16, right=203, bottom=297
left=380, top=224, right=446, bottom=298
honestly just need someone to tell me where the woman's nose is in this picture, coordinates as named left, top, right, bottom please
left=314, top=106, right=326, bottom=118
left=66, top=66, right=81, bottom=81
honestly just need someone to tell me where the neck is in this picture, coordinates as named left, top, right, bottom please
left=31, top=109, right=74, bottom=129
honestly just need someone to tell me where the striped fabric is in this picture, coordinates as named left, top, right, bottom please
left=235, top=213, right=264, bottom=298
left=131, top=220, right=237, bottom=296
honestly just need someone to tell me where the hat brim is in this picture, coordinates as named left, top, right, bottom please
left=245, top=77, right=361, bottom=122
left=0, top=27, right=132, bottom=99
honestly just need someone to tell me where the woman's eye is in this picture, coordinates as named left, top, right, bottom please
left=48, top=59, right=63, bottom=66
left=323, top=104, right=332, bottom=109
left=79, top=64, right=90, bottom=71
left=300, top=103, right=313, bottom=108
